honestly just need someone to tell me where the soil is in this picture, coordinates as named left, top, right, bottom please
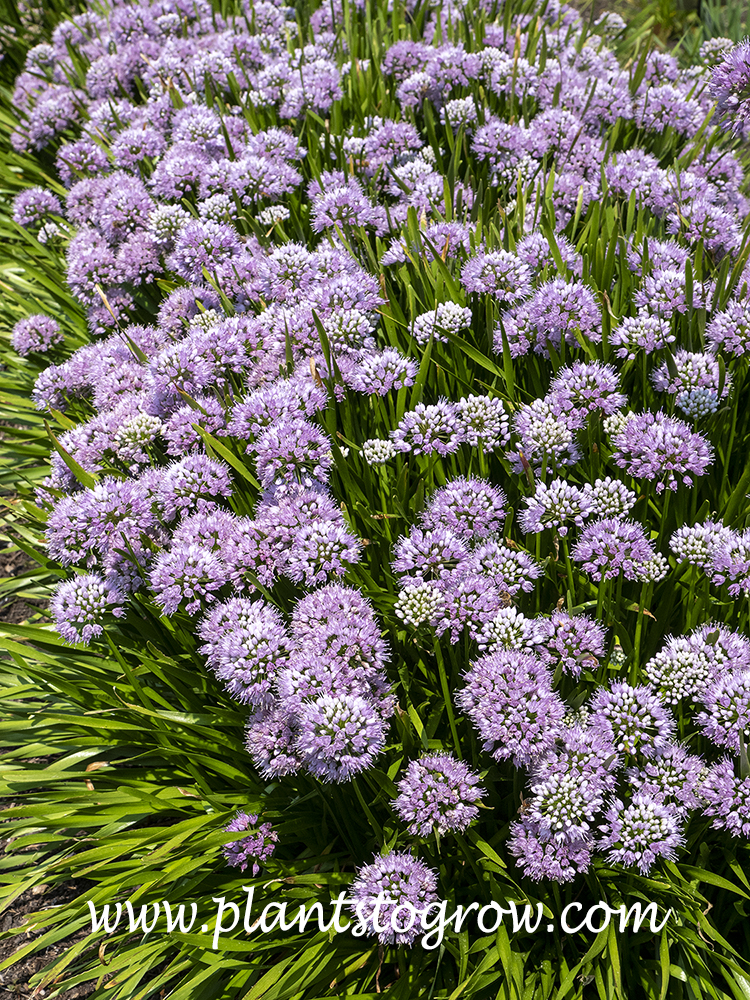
left=0, top=544, right=46, bottom=626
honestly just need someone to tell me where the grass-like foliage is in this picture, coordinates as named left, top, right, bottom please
left=2, top=0, right=750, bottom=997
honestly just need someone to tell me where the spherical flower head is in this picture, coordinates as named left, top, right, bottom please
left=706, top=299, right=750, bottom=356
left=412, top=302, right=471, bottom=346
left=611, top=411, right=714, bottom=493
left=13, top=186, right=62, bottom=228
left=509, top=398, right=581, bottom=473
left=461, top=249, right=532, bottom=302
left=572, top=518, right=655, bottom=581
left=589, top=682, right=676, bottom=758
left=50, top=573, right=126, bottom=645
left=223, top=811, right=278, bottom=876
left=348, top=852, right=439, bottom=946
left=391, top=401, right=463, bottom=457
left=456, top=395, right=511, bottom=451
left=547, top=361, right=627, bottom=428
left=627, top=743, right=706, bottom=813
left=167, top=219, right=242, bottom=282
left=457, top=650, right=566, bottom=766
left=296, top=693, right=387, bottom=782
left=472, top=538, right=542, bottom=595
left=535, top=612, right=607, bottom=679
left=696, top=670, right=750, bottom=751
left=394, top=582, right=446, bottom=628
left=11, top=315, right=64, bottom=356
left=393, top=527, right=469, bottom=583
left=644, top=634, right=714, bottom=705
left=362, top=438, right=398, bottom=465
left=149, top=544, right=228, bottom=617
left=701, top=757, right=750, bottom=838
left=598, top=795, right=684, bottom=874
left=199, top=598, right=293, bottom=708
left=393, top=753, right=485, bottom=837
left=476, top=606, right=537, bottom=653
left=285, top=519, right=361, bottom=587
left=651, top=350, right=730, bottom=418
left=710, top=40, right=750, bottom=135
left=508, top=817, right=592, bottom=883
left=519, top=478, right=592, bottom=537
left=245, top=707, right=302, bottom=779
left=347, top=349, right=417, bottom=396
left=157, top=455, right=233, bottom=522
left=420, top=477, right=506, bottom=541
left=435, top=571, right=504, bottom=644
left=587, top=476, right=636, bottom=518
left=526, top=769, right=604, bottom=845
left=254, top=417, right=333, bottom=490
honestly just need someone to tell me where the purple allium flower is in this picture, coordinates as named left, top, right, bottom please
left=457, top=650, right=566, bottom=766
left=245, top=707, right=301, bottom=779
left=710, top=40, right=750, bottom=135
left=609, top=313, right=675, bottom=360
left=393, top=753, right=484, bottom=837
left=296, top=693, right=387, bottom=782
left=253, top=417, right=332, bottom=490
left=149, top=544, right=228, bottom=617
left=50, top=573, right=126, bottom=645
left=651, top=350, right=731, bottom=418
left=547, top=362, right=627, bottom=428
left=391, top=401, right=463, bottom=456
left=633, top=268, right=689, bottom=317
left=167, top=220, right=242, bottom=283
left=348, top=852, right=439, bottom=946
left=524, top=278, right=602, bottom=355
left=535, top=612, right=607, bottom=679
left=611, top=411, right=714, bottom=492
left=509, top=398, right=581, bottom=473
left=572, top=518, right=655, bottom=581
left=13, top=187, right=62, bottom=227
left=706, top=299, right=750, bottom=356
left=412, top=302, right=471, bottom=346
left=393, top=527, right=469, bottom=583
left=435, top=572, right=504, bottom=644
left=515, top=231, right=583, bottom=277
left=701, top=758, right=750, bottom=838
left=627, top=744, right=706, bottom=813
left=285, top=520, right=361, bottom=587
left=519, top=479, right=592, bottom=537
left=461, top=249, right=532, bottom=302
left=11, top=315, right=64, bottom=356
left=598, top=795, right=684, bottom=874
left=508, top=817, right=592, bottom=883
left=526, top=769, right=604, bottom=845
left=696, top=670, right=750, bottom=752
left=589, top=682, right=676, bottom=758
left=157, top=455, right=233, bottom=521
left=456, top=395, right=511, bottom=451
left=471, top=538, right=542, bottom=594
left=198, top=598, right=293, bottom=707
left=292, top=584, right=388, bottom=674
left=420, top=477, right=506, bottom=541
left=223, top=811, right=278, bottom=876
left=346, top=349, right=417, bottom=395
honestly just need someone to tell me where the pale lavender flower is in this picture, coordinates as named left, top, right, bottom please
left=586, top=477, right=636, bottom=518
left=706, top=299, right=750, bottom=356
left=471, top=538, right=542, bottom=594
left=611, top=412, right=713, bottom=493
left=412, top=302, right=471, bottom=346
left=589, top=682, right=676, bottom=758
left=391, top=401, right=463, bottom=457
left=572, top=518, right=655, bottom=581
left=696, top=671, right=750, bottom=752
left=710, top=40, right=750, bottom=135
left=461, top=249, right=532, bottom=302
left=223, top=811, right=278, bottom=875
left=245, top=707, right=301, bottom=779
left=508, top=817, right=592, bottom=882
left=393, top=527, right=469, bottom=583
left=610, top=313, right=675, bottom=360
left=701, top=758, right=750, bottom=838
left=254, top=418, right=332, bottom=490
left=627, top=744, right=706, bottom=813
left=149, top=544, right=228, bottom=616
left=457, top=650, right=566, bottom=766
left=11, top=315, right=64, bottom=355
left=519, top=479, right=592, bottom=537
left=348, top=852, right=439, bottom=946
left=509, top=399, right=581, bottom=473
left=535, top=612, right=607, bottom=679
left=393, top=753, right=484, bottom=836
left=157, top=455, right=233, bottom=521
left=420, top=477, right=506, bottom=541
left=598, top=796, right=684, bottom=874
left=296, top=693, right=387, bottom=782
left=50, top=573, right=126, bottom=645
left=547, top=362, right=627, bottom=428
